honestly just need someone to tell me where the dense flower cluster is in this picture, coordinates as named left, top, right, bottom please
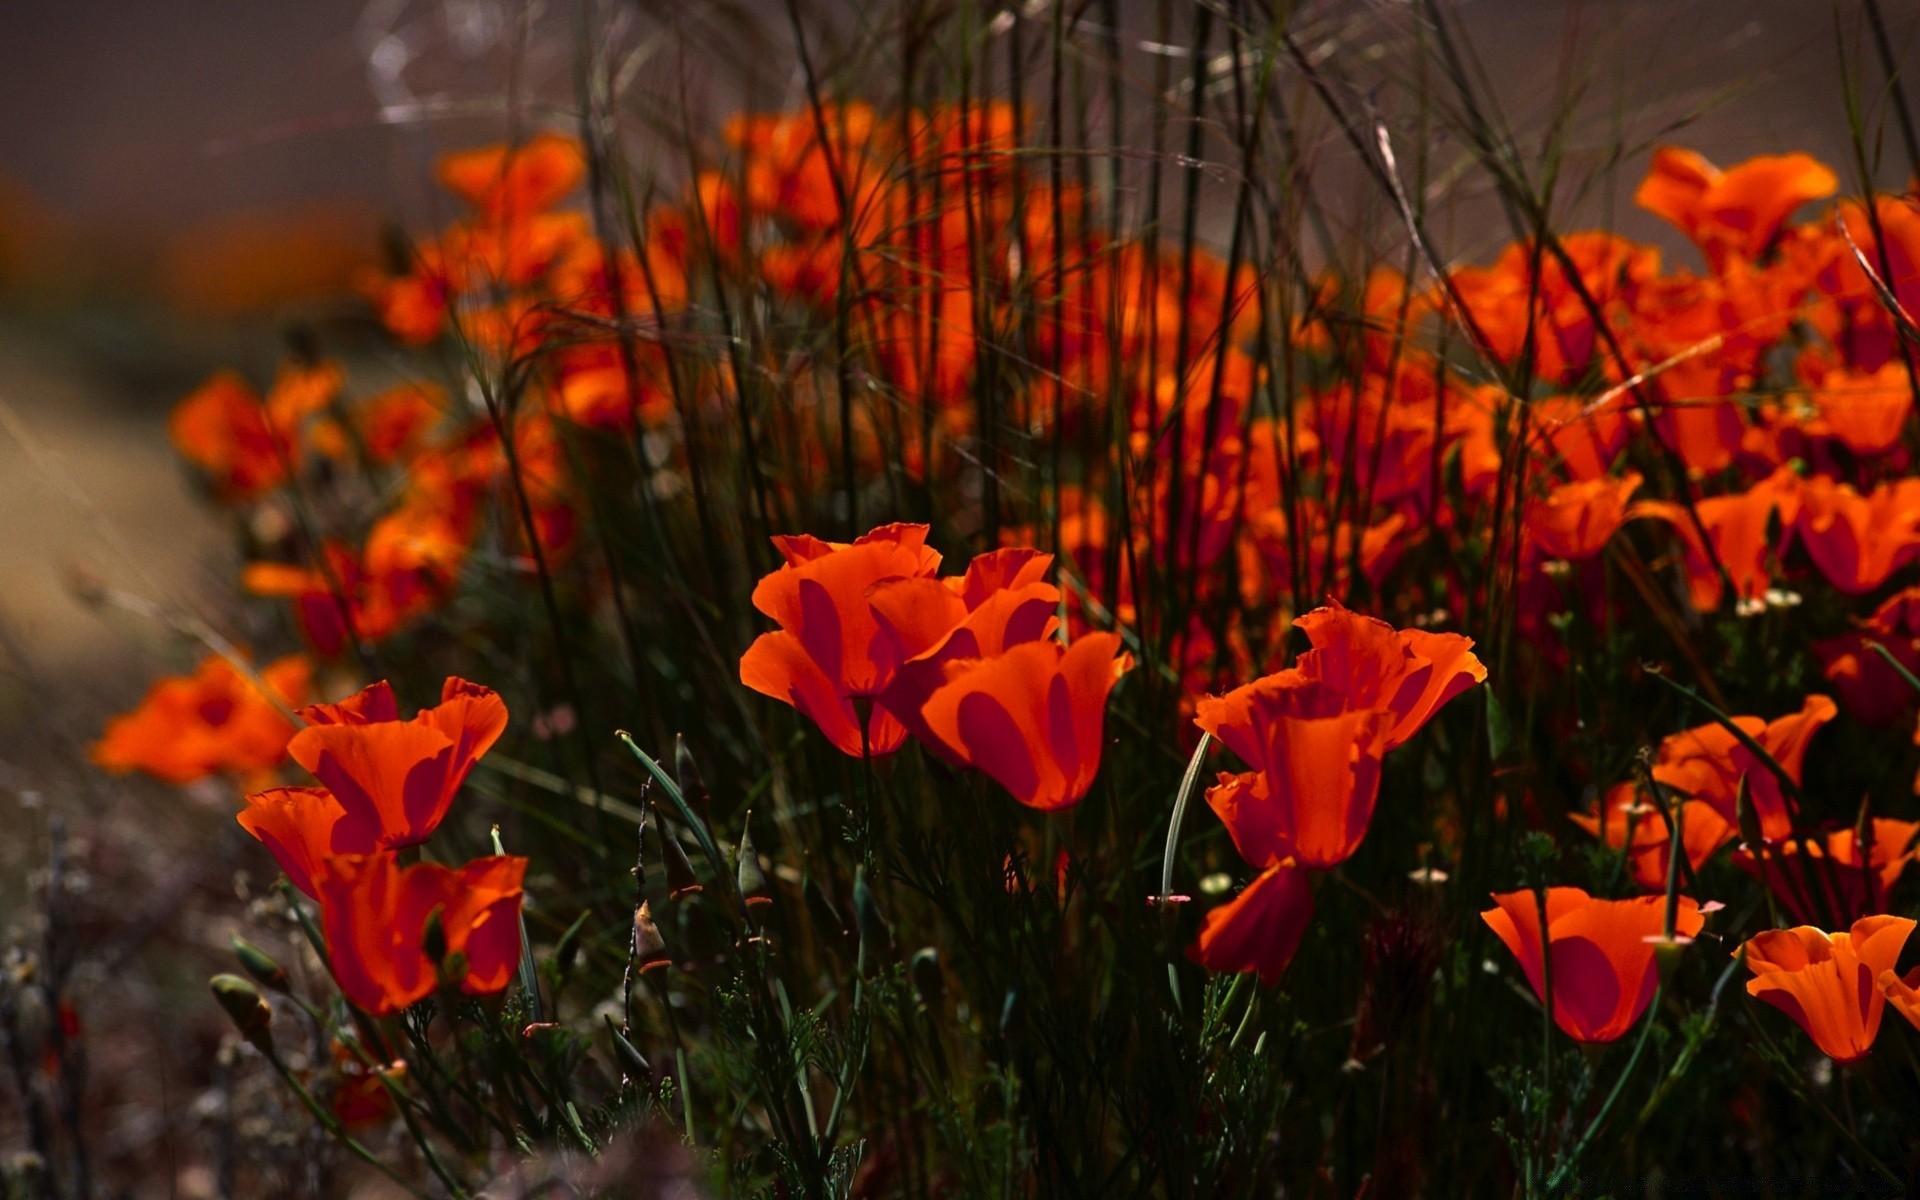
left=87, top=96, right=1920, bottom=1188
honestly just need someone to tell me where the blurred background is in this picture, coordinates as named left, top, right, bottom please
left=0, top=1, right=1916, bottom=1194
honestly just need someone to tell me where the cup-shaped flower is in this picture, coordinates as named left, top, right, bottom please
left=1733, top=819, right=1920, bottom=926
left=1187, top=860, right=1315, bottom=987
left=317, top=852, right=527, bottom=1016
left=1195, top=681, right=1395, bottom=870
left=1740, top=917, right=1915, bottom=1063
left=870, top=548, right=1060, bottom=758
left=288, top=677, right=508, bottom=849
left=918, top=632, right=1131, bottom=810
left=1794, top=476, right=1920, bottom=596
left=739, top=522, right=943, bottom=756
left=1568, top=786, right=1736, bottom=893
left=1482, top=888, right=1705, bottom=1043
left=1635, top=147, right=1837, bottom=265
left=1525, top=474, right=1640, bottom=562
left=236, top=786, right=376, bottom=899
left=1651, top=695, right=1835, bottom=842
left=1287, top=601, right=1487, bottom=750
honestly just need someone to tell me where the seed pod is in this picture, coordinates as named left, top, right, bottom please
left=634, top=901, right=671, bottom=973
left=230, top=936, right=289, bottom=991
left=675, top=733, right=711, bottom=816
left=210, top=974, right=274, bottom=1051
left=604, top=1014, right=652, bottom=1079
left=736, top=825, right=772, bottom=908
left=658, top=816, right=703, bottom=900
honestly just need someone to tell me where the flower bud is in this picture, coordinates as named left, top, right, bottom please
left=634, top=901, right=671, bottom=973
left=736, top=826, right=772, bottom=908
left=230, top=936, right=289, bottom=992
left=210, top=974, right=274, bottom=1051
left=604, top=1014, right=652, bottom=1080
left=659, top=817, right=703, bottom=900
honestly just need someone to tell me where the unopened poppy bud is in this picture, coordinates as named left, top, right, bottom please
left=553, top=918, right=584, bottom=982
left=231, top=936, right=288, bottom=991
left=604, top=1014, right=652, bottom=1079
left=1734, top=777, right=1766, bottom=850
left=675, top=733, right=710, bottom=815
left=210, top=974, right=274, bottom=1051
left=421, top=906, right=448, bottom=966
left=853, top=867, right=892, bottom=959
left=909, top=947, right=944, bottom=1007
left=634, top=901, right=671, bottom=973
left=736, top=826, right=772, bottom=908
left=659, top=818, right=703, bottom=900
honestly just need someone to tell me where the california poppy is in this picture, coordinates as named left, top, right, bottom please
left=1568, top=785, right=1737, bottom=893
left=1794, top=475, right=1920, bottom=595
left=1740, top=916, right=1915, bottom=1063
left=1526, top=474, right=1641, bottom=562
left=1733, top=819, right=1920, bottom=925
left=739, top=522, right=943, bottom=757
left=918, top=632, right=1132, bottom=811
left=1194, top=680, right=1395, bottom=869
left=1186, top=860, right=1315, bottom=986
left=1630, top=468, right=1799, bottom=612
left=316, top=852, right=527, bottom=1016
left=1651, top=695, right=1836, bottom=841
left=436, top=132, right=586, bottom=222
left=1816, top=586, right=1920, bottom=726
left=170, top=362, right=344, bottom=501
left=1635, top=147, right=1838, bottom=266
left=869, top=548, right=1060, bottom=757
left=1482, top=888, right=1705, bottom=1043
left=1286, top=601, right=1487, bottom=750
left=288, top=678, right=508, bottom=849
left=236, top=785, right=374, bottom=900
left=93, top=653, right=311, bottom=787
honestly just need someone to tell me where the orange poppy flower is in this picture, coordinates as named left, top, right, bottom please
left=1482, top=888, right=1705, bottom=1043
left=1651, top=695, right=1836, bottom=841
left=93, top=653, right=311, bottom=786
left=316, top=852, right=527, bottom=1016
left=287, top=678, right=508, bottom=849
left=738, top=523, right=944, bottom=757
left=1530, top=394, right=1632, bottom=480
left=1287, top=601, right=1487, bottom=750
left=170, top=362, right=344, bottom=501
left=1630, top=467, right=1800, bottom=612
left=1568, top=784, right=1737, bottom=893
left=918, top=632, right=1132, bottom=811
left=1194, top=681, right=1395, bottom=869
left=1739, top=916, right=1915, bottom=1063
left=1733, top=819, right=1920, bottom=925
left=869, top=548, right=1060, bottom=757
left=236, top=785, right=373, bottom=900
left=1816, top=586, right=1920, bottom=726
left=1802, top=362, right=1912, bottom=456
left=1186, top=860, right=1315, bottom=987
left=1526, top=474, right=1641, bottom=562
left=1794, top=475, right=1920, bottom=595
left=435, top=132, right=586, bottom=222
left=1635, top=147, right=1838, bottom=265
